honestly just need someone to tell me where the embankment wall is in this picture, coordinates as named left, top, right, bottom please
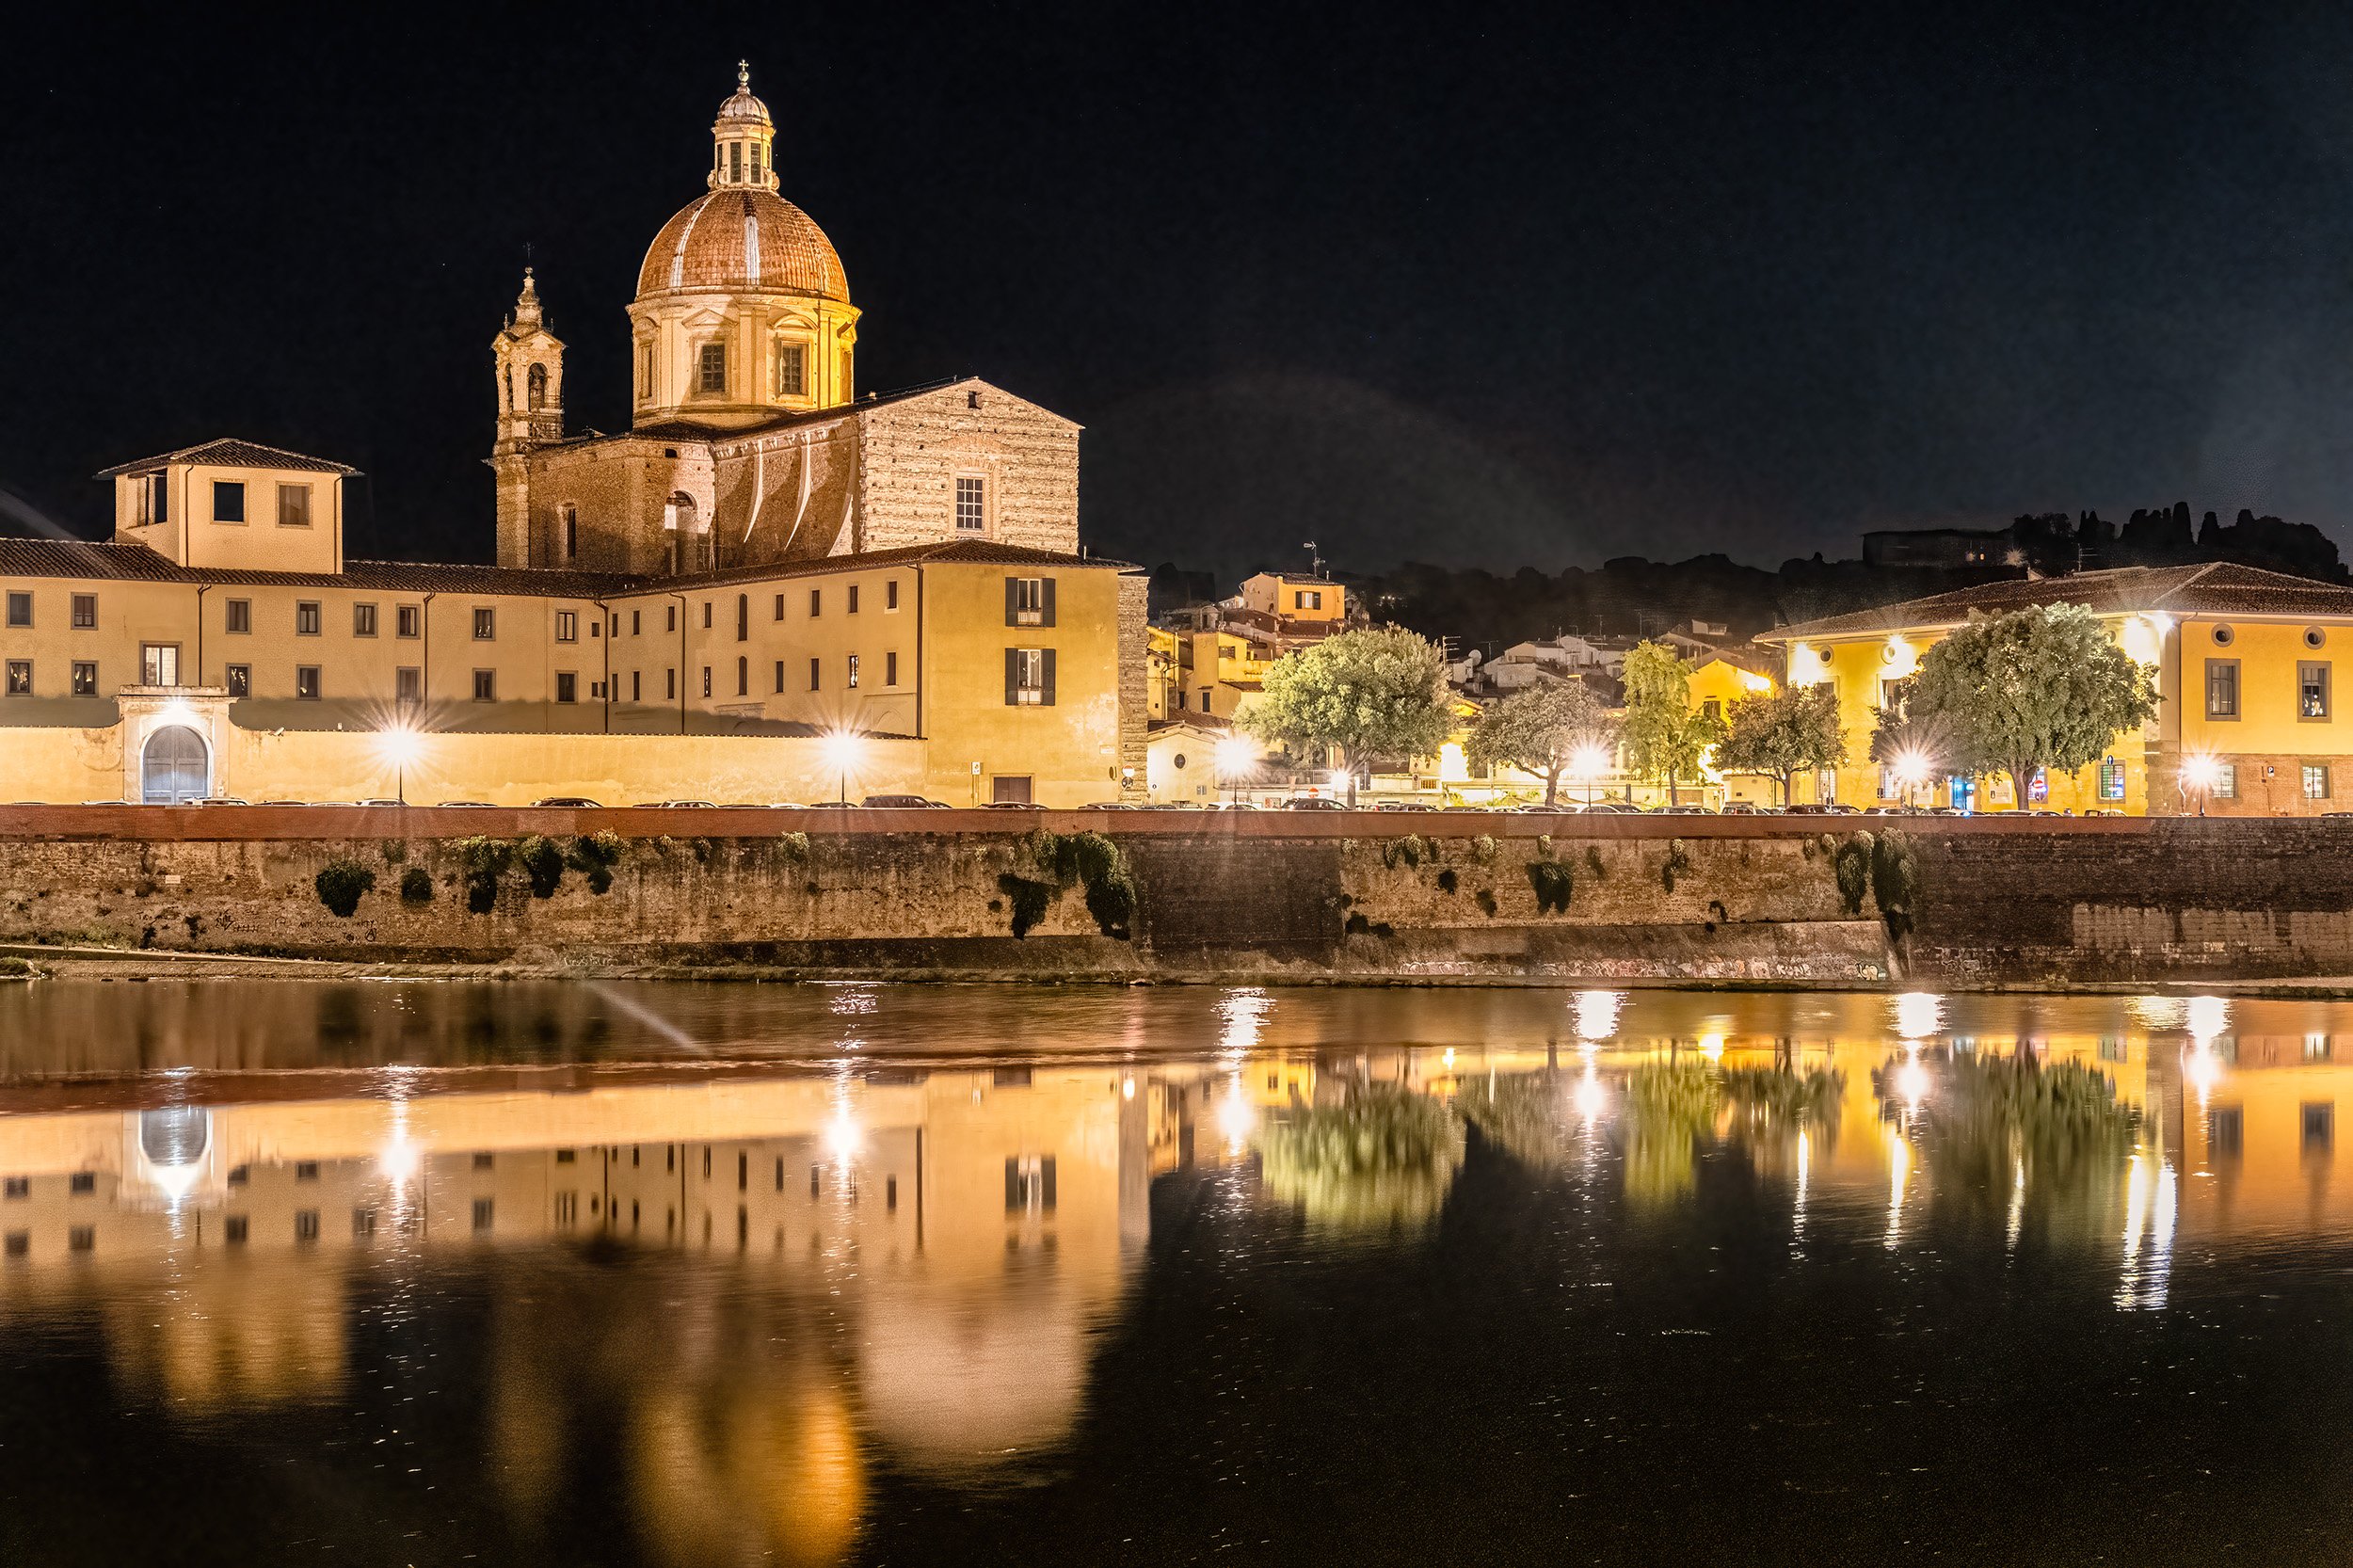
left=0, top=808, right=2347, bottom=984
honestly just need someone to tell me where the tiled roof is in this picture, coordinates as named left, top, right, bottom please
left=94, top=439, right=361, bottom=478
left=636, top=187, right=848, bottom=303
left=1762, top=563, right=2353, bottom=643
left=0, top=536, right=1138, bottom=596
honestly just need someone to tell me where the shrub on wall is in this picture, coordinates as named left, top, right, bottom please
left=398, top=867, right=433, bottom=904
left=1527, top=858, right=1575, bottom=915
left=314, top=858, right=376, bottom=919
left=1871, top=829, right=1921, bottom=942
left=1660, top=839, right=1693, bottom=894
left=997, top=873, right=1056, bottom=938
left=1833, top=831, right=1875, bottom=916
left=1381, top=835, right=1430, bottom=870
left=517, top=835, right=567, bottom=899
left=452, top=837, right=514, bottom=915
left=567, top=831, right=626, bottom=895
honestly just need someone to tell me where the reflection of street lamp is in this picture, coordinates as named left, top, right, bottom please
left=377, top=724, right=424, bottom=806
left=1215, top=736, right=1257, bottom=806
left=822, top=729, right=864, bottom=807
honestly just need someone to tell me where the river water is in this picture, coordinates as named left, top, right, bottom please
left=0, top=981, right=2342, bottom=1564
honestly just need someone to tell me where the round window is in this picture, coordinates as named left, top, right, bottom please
left=1173, top=753, right=1187, bottom=770
left=2212, top=624, right=2235, bottom=647
left=2308, top=627, right=2328, bottom=650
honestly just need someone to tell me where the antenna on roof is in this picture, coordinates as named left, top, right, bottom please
left=1304, top=540, right=1322, bottom=579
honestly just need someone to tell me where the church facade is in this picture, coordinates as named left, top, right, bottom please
left=0, top=67, right=1145, bottom=808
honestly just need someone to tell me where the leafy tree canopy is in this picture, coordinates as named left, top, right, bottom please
left=1714, top=684, right=1847, bottom=803
left=1241, top=627, right=1453, bottom=803
left=1464, top=680, right=1617, bottom=806
left=1619, top=641, right=1725, bottom=804
left=1904, top=602, right=2158, bottom=798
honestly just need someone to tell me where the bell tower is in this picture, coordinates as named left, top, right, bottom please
left=489, top=268, right=565, bottom=566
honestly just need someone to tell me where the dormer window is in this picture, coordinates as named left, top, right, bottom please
left=277, top=483, right=311, bottom=528
left=697, top=342, right=726, bottom=395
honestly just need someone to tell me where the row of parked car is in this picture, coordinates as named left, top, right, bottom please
left=63, top=796, right=2124, bottom=816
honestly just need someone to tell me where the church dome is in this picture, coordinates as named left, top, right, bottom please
left=635, top=187, right=851, bottom=304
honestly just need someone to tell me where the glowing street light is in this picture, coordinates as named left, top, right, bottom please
left=821, top=728, right=865, bottom=806
left=1214, top=736, right=1258, bottom=806
left=2179, top=752, right=2220, bottom=816
left=376, top=724, right=424, bottom=806
left=1891, top=746, right=1934, bottom=808
left=1570, top=741, right=1611, bottom=808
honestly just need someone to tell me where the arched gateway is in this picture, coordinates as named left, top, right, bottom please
left=140, top=724, right=209, bottom=804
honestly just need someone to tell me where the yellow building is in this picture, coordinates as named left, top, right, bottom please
left=1758, top=564, right=2353, bottom=814
left=0, top=67, right=1144, bottom=808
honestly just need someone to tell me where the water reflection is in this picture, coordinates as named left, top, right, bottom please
left=7, top=982, right=2353, bottom=1561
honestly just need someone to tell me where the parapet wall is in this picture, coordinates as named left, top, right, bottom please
left=0, top=808, right=2345, bottom=985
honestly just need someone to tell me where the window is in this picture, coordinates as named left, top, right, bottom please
left=2099, top=756, right=2125, bottom=801
left=697, top=341, right=726, bottom=394
left=295, top=601, right=321, bottom=636
left=809, top=588, right=822, bottom=617
left=296, top=665, right=321, bottom=701
left=71, top=594, right=94, bottom=630
left=1004, top=1156, right=1057, bottom=1213
left=2313, top=1033, right=2337, bottom=1062
left=555, top=611, right=578, bottom=643
left=736, top=594, right=748, bottom=640
left=396, top=604, right=420, bottom=638
left=1007, top=648, right=1053, bottom=706
left=278, top=483, right=311, bottom=528
left=142, top=471, right=168, bottom=524
left=955, top=476, right=985, bottom=531
left=213, top=480, right=245, bottom=522
left=69, top=1173, right=94, bottom=1195
left=848, top=584, right=861, bottom=615
left=2301, top=661, right=2331, bottom=720
left=808, top=656, right=821, bottom=692
left=396, top=667, right=420, bottom=704
left=226, top=664, right=250, bottom=697
left=729, top=140, right=743, bottom=183
left=2305, top=1101, right=2335, bottom=1154
left=632, top=610, right=642, bottom=636
left=840, top=349, right=852, bottom=399
left=666, top=669, right=676, bottom=699
left=3, top=661, right=28, bottom=696
left=1294, top=590, right=1323, bottom=610
left=993, top=776, right=1033, bottom=805
left=2205, top=658, right=2239, bottom=720
left=886, top=650, right=898, bottom=686
left=1814, top=767, right=1835, bottom=805
left=774, top=659, right=785, bottom=693
left=526, top=363, right=547, bottom=411
left=664, top=605, right=677, bottom=632
left=886, top=580, right=899, bottom=611
left=1009, top=577, right=1051, bottom=626
left=472, top=669, right=496, bottom=702
left=353, top=603, right=377, bottom=637
left=700, top=601, right=712, bottom=631
left=225, top=599, right=250, bottom=633
left=472, top=607, right=495, bottom=640
left=847, top=654, right=859, bottom=689
left=564, top=507, right=578, bottom=560
left=552, top=672, right=576, bottom=705
left=772, top=593, right=785, bottom=622
left=2213, top=762, right=2237, bottom=799
left=2, top=592, right=24, bottom=627
left=472, top=1198, right=494, bottom=1232
left=1877, top=764, right=1898, bottom=799
left=631, top=671, right=641, bottom=702
left=1, top=1177, right=22, bottom=1199
left=735, top=657, right=747, bottom=696
left=775, top=343, right=806, bottom=397
left=140, top=645, right=178, bottom=685
left=1702, top=697, right=1722, bottom=722
left=637, top=341, right=653, bottom=402
left=2305, top=763, right=2332, bottom=801
left=71, top=662, right=96, bottom=696
left=701, top=666, right=712, bottom=697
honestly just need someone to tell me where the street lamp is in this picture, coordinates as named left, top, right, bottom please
left=377, top=724, right=424, bottom=807
left=2180, top=752, right=2221, bottom=817
left=1570, top=742, right=1610, bottom=808
left=821, top=728, right=864, bottom=807
left=1891, top=747, right=1933, bottom=809
left=1214, top=736, right=1257, bottom=807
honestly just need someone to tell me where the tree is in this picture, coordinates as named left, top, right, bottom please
left=1619, top=641, right=1726, bottom=807
left=1241, top=627, right=1453, bottom=806
left=1904, top=602, right=2159, bottom=806
left=1714, top=684, right=1847, bottom=805
left=1464, top=680, right=1616, bottom=806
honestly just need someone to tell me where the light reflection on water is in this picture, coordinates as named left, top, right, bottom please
left=1, top=981, right=2351, bottom=1563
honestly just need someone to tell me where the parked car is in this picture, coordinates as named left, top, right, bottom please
left=1720, top=802, right=1762, bottom=814
left=1578, top=801, right=1642, bottom=814
left=353, top=798, right=403, bottom=808
left=437, top=801, right=495, bottom=808
left=983, top=800, right=1043, bottom=809
left=861, top=794, right=932, bottom=808
left=191, top=797, right=249, bottom=807
left=532, top=796, right=601, bottom=808
left=1283, top=797, right=1351, bottom=810
left=1651, top=804, right=1709, bottom=814
left=1372, top=800, right=1424, bottom=811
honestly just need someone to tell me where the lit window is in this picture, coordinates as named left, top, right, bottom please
left=701, top=666, right=712, bottom=697
left=2301, top=661, right=2331, bottom=720
left=226, top=664, right=250, bottom=697
left=697, top=342, right=726, bottom=394
left=71, top=661, right=96, bottom=696
left=278, top=483, right=311, bottom=528
left=1009, top=648, right=1049, bottom=706
left=2205, top=659, right=2239, bottom=720
left=955, top=476, right=985, bottom=532
left=472, top=607, right=496, bottom=641
left=847, top=654, right=859, bottom=689
left=141, top=645, right=178, bottom=685
left=4, top=661, right=28, bottom=696
left=2214, top=763, right=2237, bottom=799
left=2305, top=763, right=2332, bottom=801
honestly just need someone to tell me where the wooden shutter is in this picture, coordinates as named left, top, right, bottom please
left=1005, top=648, right=1019, bottom=705
left=1005, top=577, right=1020, bottom=627
left=1041, top=577, right=1056, bottom=628
left=1042, top=648, right=1057, bottom=707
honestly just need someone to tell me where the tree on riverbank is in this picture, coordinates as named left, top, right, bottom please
left=1621, top=642, right=1726, bottom=808
left=1715, top=685, right=1847, bottom=806
left=1242, top=628, right=1454, bottom=806
left=1465, top=682, right=1616, bottom=807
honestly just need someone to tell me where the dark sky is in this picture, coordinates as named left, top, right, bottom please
left=8, top=3, right=2353, bottom=581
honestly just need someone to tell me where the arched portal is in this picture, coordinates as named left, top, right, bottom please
left=141, top=724, right=210, bottom=805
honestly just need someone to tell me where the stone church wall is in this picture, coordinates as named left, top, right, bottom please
left=853, top=384, right=1080, bottom=554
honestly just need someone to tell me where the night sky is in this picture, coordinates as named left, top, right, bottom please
left=8, top=4, right=2353, bottom=580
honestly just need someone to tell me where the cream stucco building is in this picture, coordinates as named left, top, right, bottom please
left=0, top=66, right=1146, bottom=808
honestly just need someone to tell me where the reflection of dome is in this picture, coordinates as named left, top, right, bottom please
left=856, top=1285, right=1092, bottom=1476
left=636, top=188, right=851, bottom=303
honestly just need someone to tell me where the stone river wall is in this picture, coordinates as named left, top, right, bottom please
left=1, top=807, right=2350, bottom=985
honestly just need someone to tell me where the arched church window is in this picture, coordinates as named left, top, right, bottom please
left=729, top=142, right=743, bottom=184
left=751, top=144, right=763, bottom=184
left=527, top=363, right=547, bottom=411
left=697, top=343, right=727, bottom=395
left=664, top=492, right=699, bottom=534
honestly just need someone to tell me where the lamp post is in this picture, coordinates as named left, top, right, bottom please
left=1214, top=737, right=1257, bottom=808
left=377, top=725, right=424, bottom=807
left=821, top=729, right=863, bottom=807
